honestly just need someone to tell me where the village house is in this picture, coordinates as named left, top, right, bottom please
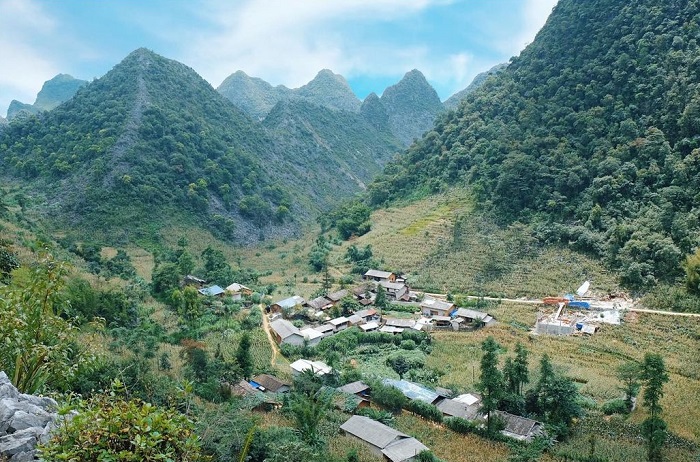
left=496, top=411, right=544, bottom=442
left=327, top=289, right=349, bottom=304
left=269, top=295, right=306, bottom=314
left=360, top=321, right=380, bottom=332
left=347, top=314, right=363, bottom=326
left=329, top=316, right=350, bottom=332
left=315, top=323, right=336, bottom=337
left=289, top=359, right=332, bottom=377
left=224, top=283, right=252, bottom=300
left=337, top=380, right=372, bottom=399
left=363, top=269, right=397, bottom=283
left=251, top=374, right=290, bottom=394
left=229, top=380, right=280, bottom=411
left=378, top=280, right=409, bottom=301
left=352, top=284, right=375, bottom=305
left=307, top=296, right=333, bottom=311
left=340, top=415, right=429, bottom=462
left=354, top=308, right=378, bottom=323
left=198, top=285, right=225, bottom=297
left=269, top=319, right=305, bottom=346
left=318, top=386, right=370, bottom=411
left=384, top=318, right=417, bottom=329
left=300, top=327, right=324, bottom=346
left=420, top=298, right=455, bottom=317
left=436, top=398, right=481, bottom=420
left=454, top=308, right=494, bottom=326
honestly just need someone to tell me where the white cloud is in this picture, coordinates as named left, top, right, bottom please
left=0, top=0, right=61, bottom=116
left=499, top=0, right=558, bottom=54
left=178, top=0, right=455, bottom=89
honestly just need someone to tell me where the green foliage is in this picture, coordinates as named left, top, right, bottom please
left=236, top=332, right=254, bottom=380
left=601, top=399, right=630, bottom=416
left=39, top=390, right=207, bottom=461
left=285, top=392, right=330, bottom=447
left=478, top=336, right=505, bottom=434
left=0, top=253, right=90, bottom=393
left=65, top=278, right=138, bottom=327
left=368, top=0, right=700, bottom=289
left=370, top=380, right=407, bottom=414
left=152, top=262, right=181, bottom=298
left=616, top=361, right=641, bottom=411
left=0, top=239, right=19, bottom=283
left=386, top=355, right=412, bottom=379
left=683, top=248, right=700, bottom=295
left=640, top=353, right=669, bottom=462
left=405, top=399, right=443, bottom=423
left=320, top=200, right=371, bottom=239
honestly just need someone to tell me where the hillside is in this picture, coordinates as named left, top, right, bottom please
left=380, top=69, right=445, bottom=146
left=443, top=63, right=508, bottom=111
left=295, top=69, right=361, bottom=113
left=217, top=70, right=292, bottom=121
left=6, top=74, right=87, bottom=120
left=368, top=0, right=700, bottom=290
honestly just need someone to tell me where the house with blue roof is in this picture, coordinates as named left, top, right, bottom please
left=198, top=285, right=225, bottom=297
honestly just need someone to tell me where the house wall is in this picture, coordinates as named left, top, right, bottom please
left=341, top=434, right=383, bottom=458
left=281, top=333, right=305, bottom=346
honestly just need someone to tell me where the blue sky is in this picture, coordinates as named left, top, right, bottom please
left=0, top=0, right=558, bottom=117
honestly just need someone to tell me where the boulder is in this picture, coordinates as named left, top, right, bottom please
left=0, top=427, right=39, bottom=457
left=8, top=411, right=51, bottom=433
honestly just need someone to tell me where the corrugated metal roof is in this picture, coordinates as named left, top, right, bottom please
left=330, top=316, right=349, bottom=326
left=340, top=415, right=406, bottom=449
left=270, top=319, right=301, bottom=339
left=290, top=359, right=332, bottom=375
left=497, top=411, right=542, bottom=440
left=364, top=269, right=394, bottom=279
left=385, top=318, right=416, bottom=328
left=327, top=289, right=349, bottom=301
left=355, top=308, right=377, bottom=318
left=252, top=374, right=289, bottom=392
left=454, top=308, right=490, bottom=321
left=383, top=379, right=439, bottom=404
left=382, top=438, right=429, bottom=462
left=436, top=398, right=481, bottom=420
left=420, top=298, right=454, bottom=311
left=199, top=285, right=225, bottom=296
left=360, top=321, right=379, bottom=331
left=275, top=295, right=306, bottom=309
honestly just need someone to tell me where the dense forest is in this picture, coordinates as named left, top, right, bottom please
left=368, top=0, right=700, bottom=290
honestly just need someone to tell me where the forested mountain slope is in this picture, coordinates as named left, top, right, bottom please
left=443, top=63, right=508, bottom=111
left=0, top=49, right=399, bottom=244
left=368, top=0, right=700, bottom=289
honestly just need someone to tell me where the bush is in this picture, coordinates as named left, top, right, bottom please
left=445, top=416, right=479, bottom=434
left=602, top=398, right=630, bottom=415
left=40, top=391, right=207, bottom=461
left=405, top=399, right=443, bottom=423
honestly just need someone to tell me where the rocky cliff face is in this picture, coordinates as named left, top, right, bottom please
left=0, top=372, right=63, bottom=462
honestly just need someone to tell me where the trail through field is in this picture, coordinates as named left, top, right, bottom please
left=424, top=293, right=700, bottom=317
left=260, top=306, right=280, bottom=366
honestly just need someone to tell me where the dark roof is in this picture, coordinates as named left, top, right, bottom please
left=308, top=296, right=332, bottom=310
left=327, top=289, right=349, bottom=302
left=337, top=381, right=370, bottom=395
left=252, top=374, right=289, bottom=392
left=455, top=308, right=492, bottom=323
left=497, top=411, right=543, bottom=440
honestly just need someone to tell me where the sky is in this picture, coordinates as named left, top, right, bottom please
left=0, top=0, right=559, bottom=118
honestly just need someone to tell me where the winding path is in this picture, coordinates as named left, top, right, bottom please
left=259, top=305, right=281, bottom=367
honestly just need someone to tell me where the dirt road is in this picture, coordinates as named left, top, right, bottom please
left=259, top=305, right=281, bottom=367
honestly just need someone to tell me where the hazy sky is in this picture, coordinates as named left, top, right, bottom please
left=0, top=0, right=558, bottom=117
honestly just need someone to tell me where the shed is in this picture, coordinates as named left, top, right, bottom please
left=436, top=398, right=481, bottom=420
left=329, top=316, right=350, bottom=331
left=269, top=319, right=305, bottom=346
left=315, top=323, right=336, bottom=337
left=454, top=308, right=494, bottom=325
left=496, top=411, right=544, bottom=442
left=327, top=289, right=349, bottom=303
left=379, top=326, right=404, bottom=334
left=337, top=380, right=371, bottom=397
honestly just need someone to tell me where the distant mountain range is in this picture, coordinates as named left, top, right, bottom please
left=6, top=74, right=88, bottom=120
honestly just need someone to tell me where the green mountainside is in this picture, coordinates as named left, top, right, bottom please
left=6, top=74, right=87, bottom=120
left=217, top=70, right=292, bottom=121
left=0, top=49, right=401, bottom=245
left=295, top=69, right=361, bottom=112
left=380, top=69, right=445, bottom=146
left=443, top=63, right=508, bottom=111
left=360, top=92, right=391, bottom=132
left=368, top=0, right=700, bottom=289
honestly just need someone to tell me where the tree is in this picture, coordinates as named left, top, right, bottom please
left=512, top=342, right=530, bottom=395
left=478, top=336, right=505, bottom=434
left=640, top=353, right=669, bottom=462
left=152, top=262, right=181, bottom=298
left=0, top=240, right=20, bottom=283
left=286, top=392, right=330, bottom=446
left=617, top=361, right=641, bottom=411
left=387, top=355, right=412, bottom=379
left=236, top=332, right=253, bottom=380
left=0, top=253, right=90, bottom=393
left=177, top=250, right=196, bottom=276
left=375, top=286, right=388, bottom=311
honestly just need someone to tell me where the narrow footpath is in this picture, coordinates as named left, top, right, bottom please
left=259, top=305, right=281, bottom=367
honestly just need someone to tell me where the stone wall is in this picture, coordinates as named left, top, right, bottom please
left=0, top=372, right=60, bottom=462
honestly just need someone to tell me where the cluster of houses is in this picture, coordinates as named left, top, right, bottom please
left=268, top=269, right=495, bottom=346
left=230, top=367, right=542, bottom=462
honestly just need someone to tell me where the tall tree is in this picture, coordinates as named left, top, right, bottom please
left=512, top=342, right=530, bottom=395
left=617, top=361, right=641, bottom=411
left=478, top=336, right=505, bottom=434
left=236, top=332, right=254, bottom=380
left=640, top=353, right=669, bottom=462
left=375, top=285, right=388, bottom=312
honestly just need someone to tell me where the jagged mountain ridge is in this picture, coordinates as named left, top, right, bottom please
left=6, top=74, right=87, bottom=120
left=368, top=0, right=700, bottom=288
left=0, top=49, right=401, bottom=244
left=443, top=63, right=508, bottom=111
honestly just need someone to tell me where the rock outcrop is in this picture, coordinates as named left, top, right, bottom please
left=0, top=372, right=61, bottom=462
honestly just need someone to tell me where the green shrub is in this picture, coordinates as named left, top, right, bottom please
left=40, top=391, right=207, bottom=461
left=405, top=399, right=443, bottom=423
left=602, top=398, right=630, bottom=416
